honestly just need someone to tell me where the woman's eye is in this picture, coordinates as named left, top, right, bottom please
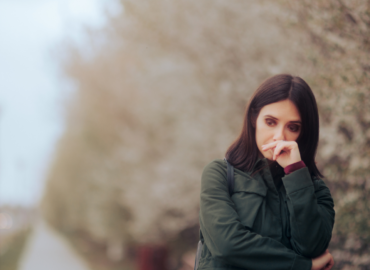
left=266, top=119, right=275, bottom=126
left=289, top=125, right=300, bottom=132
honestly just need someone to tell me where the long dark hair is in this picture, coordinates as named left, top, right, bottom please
left=225, top=74, right=323, bottom=178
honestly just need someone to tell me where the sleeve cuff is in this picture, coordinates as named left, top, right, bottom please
left=282, top=167, right=313, bottom=194
left=284, top=161, right=306, bottom=175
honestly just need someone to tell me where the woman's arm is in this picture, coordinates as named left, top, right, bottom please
left=200, top=160, right=312, bottom=270
left=282, top=167, right=335, bottom=258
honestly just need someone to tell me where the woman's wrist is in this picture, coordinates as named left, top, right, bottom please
left=284, top=160, right=306, bottom=175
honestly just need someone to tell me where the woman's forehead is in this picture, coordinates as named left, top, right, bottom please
left=259, top=100, right=301, bottom=122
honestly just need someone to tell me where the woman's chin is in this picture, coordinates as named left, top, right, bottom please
left=259, top=149, right=273, bottom=160
left=260, top=153, right=273, bottom=161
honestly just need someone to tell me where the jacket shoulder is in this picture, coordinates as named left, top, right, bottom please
left=201, top=159, right=227, bottom=188
left=202, top=159, right=227, bottom=173
left=201, top=159, right=260, bottom=192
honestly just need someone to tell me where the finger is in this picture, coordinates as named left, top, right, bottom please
left=263, top=140, right=295, bottom=148
left=323, top=255, right=334, bottom=270
left=273, top=143, right=287, bottom=160
left=329, top=256, right=334, bottom=268
left=262, top=140, right=287, bottom=151
left=262, top=141, right=279, bottom=151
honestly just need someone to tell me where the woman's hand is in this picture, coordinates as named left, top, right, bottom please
left=311, top=249, right=334, bottom=270
left=261, top=140, right=301, bottom=168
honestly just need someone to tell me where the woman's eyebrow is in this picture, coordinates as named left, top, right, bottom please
left=264, top=115, right=302, bottom=124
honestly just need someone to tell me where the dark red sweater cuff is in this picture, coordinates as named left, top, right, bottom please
left=284, top=161, right=306, bottom=175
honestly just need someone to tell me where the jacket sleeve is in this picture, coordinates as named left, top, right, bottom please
left=199, top=160, right=312, bottom=270
left=282, top=167, right=335, bottom=258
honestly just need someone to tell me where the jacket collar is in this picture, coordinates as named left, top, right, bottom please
left=251, top=156, right=284, bottom=174
left=249, top=156, right=285, bottom=191
left=250, top=156, right=269, bottom=174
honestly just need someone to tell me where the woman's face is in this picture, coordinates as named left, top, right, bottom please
left=255, top=99, right=302, bottom=160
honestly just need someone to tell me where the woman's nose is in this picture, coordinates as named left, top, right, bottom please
left=273, top=127, right=285, bottom=141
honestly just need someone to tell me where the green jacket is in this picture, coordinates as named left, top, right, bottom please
left=198, top=158, right=335, bottom=270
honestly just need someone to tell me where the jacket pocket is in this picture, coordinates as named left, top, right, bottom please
left=231, top=175, right=267, bottom=230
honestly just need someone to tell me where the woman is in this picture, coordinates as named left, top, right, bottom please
left=198, top=74, right=335, bottom=270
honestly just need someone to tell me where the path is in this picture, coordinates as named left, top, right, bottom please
left=19, top=219, right=91, bottom=270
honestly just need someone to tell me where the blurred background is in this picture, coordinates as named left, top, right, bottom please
left=0, top=0, right=369, bottom=269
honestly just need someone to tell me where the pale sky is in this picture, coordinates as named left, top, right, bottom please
left=0, top=0, right=121, bottom=206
